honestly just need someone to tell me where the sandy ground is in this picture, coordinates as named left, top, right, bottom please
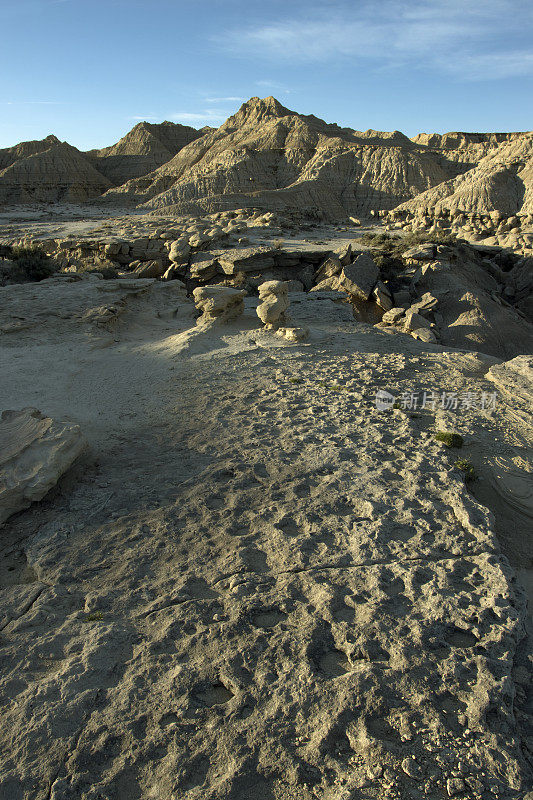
left=0, top=280, right=532, bottom=799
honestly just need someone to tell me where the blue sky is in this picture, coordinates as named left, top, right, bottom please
left=1, top=0, right=532, bottom=150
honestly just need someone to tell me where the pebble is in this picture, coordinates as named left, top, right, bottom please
left=401, top=756, right=422, bottom=779
left=447, top=777, right=466, bottom=796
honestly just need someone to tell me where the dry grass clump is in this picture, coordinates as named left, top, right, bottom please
left=8, top=245, right=58, bottom=282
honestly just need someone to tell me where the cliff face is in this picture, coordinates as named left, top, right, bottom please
left=0, top=135, right=61, bottom=171
left=100, top=98, right=532, bottom=219
left=394, top=132, right=533, bottom=217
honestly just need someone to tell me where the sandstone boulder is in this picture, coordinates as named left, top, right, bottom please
left=372, top=281, right=393, bottom=310
left=411, top=327, right=437, bottom=343
left=189, top=252, right=221, bottom=281
left=335, top=242, right=353, bottom=266
left=403, top=311, right=432, bottom=331
left=193, top=286, right=246, bottom=325
left=409, top=292, right=439, bottom=316
left=314, top=255, right=342, bottom=283
left=218, top=247, right=277, bottom=276
left=0, top=408, right=87, bottom=525
left=310, top=276, right=343, bottom=293
left=256, top=280, right=290, bottom=329
left=132, top=259, right=165, bottom=279
left=402, top=244, right=438, bottom=262
left=168, top=239, right=190, bottom=265
left=382, top=307, right=406, bottom=324
left=341, top=253, right=379, bottom=299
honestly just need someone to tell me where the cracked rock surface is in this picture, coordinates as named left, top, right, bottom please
left=0, top=283, right=531, bottom=800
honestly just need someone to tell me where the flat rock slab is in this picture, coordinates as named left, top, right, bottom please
left=342, top=252, right=379, bottom=299
left=0, top=407, right=86, bottom=524
left=218, top=247, right=326, bottom=275
left=218, top=246, right=278, bottom=275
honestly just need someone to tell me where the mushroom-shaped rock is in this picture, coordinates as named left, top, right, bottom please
left=193, top=285, right=246, bottom=325
left=0, top=408, right=87, bottom=525
left=256, top=280, right=290, bottom=329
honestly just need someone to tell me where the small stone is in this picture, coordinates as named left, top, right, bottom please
left=275, top=326, right=309, bottom=342
left=367, top=764, right=383, bottom=779
left=411, top=327, right=437, bottom=343
left=382, top=307, right=405, bottom=324
left=401, top=757, right=422, bottom=779
left=446, top=777, right=466, bottom=796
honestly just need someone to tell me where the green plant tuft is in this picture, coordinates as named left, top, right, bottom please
left=454, top=458, right=476, bottom=482
left=359, top=230, right=459, bottom=256
left=358, top=230, right=461, bottom=282
left=435, top=431, right=464, bottom=448
left=83, top=611, right=104, bottom=622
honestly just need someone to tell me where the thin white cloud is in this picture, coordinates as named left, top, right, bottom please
left=256, top=80, right=292, bottom=94
left=0, top=101, right=65, bottom=105
left=204, top=96, right=245, bottom=103
left=170, top=110, right=226, bottom=125
left=442, top=51, right=533, bottom=81
left=214, top=0, right=533, bottom=80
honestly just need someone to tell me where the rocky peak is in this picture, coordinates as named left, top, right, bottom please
left=228, top=96, right=294, bottom=126
left=42, top=134, right=61, bottom=147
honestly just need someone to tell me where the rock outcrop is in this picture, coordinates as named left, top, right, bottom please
left=372, top=238, right=533, bottom=358
left=0, top=286, right=532, bottom=798
left=342, top=253, right=380, bottom=299
left=0, top=134, right=62, bottom=171
left=377, top=133, right=533, bottom=254
left=486, top=355, right=533, bottom=405
left=193, top=285, right=246, bottom=325
left=0, top=407, right=86, bottom=524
